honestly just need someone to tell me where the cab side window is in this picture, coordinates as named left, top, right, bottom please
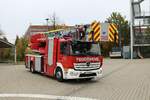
left=60, top=42, right=70, bottom=55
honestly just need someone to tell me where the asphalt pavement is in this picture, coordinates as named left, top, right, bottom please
left=0, top=59, right=150, bottom=100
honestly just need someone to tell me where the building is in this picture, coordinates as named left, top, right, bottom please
left=25, top=25, right=53, bottom=38
left=0, top=38, right=15, bottom=63
left=130, top=0, right=150, bottom=58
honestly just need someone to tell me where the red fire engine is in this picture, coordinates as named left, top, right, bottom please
left=25, top=28, right=103, bottom=81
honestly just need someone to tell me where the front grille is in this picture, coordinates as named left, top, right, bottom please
left=74, top=62, right=100, bottom=71
left=79, top=73, right=97, bottom=77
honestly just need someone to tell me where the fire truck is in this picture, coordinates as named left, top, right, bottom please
left=25, top=28, right=103, bottom=81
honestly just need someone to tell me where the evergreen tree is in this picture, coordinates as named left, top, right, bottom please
left=106, top=12, right=130, bottom=46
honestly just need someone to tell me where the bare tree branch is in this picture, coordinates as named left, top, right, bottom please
left=49, top=12, right=59, bottom=30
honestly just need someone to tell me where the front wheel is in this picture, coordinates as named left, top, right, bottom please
left=55, top=68, right=64, bottom=82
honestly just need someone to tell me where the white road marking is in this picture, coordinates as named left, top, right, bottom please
left=0, top=93, right=97, bottom=100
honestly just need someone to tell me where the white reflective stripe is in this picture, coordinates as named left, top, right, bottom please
left=0, top=94, right=97, bottom=100
left=48, top=39, right=54, bottom=66
left=28, top=56, right=30, bottom=68
left=26, top=54, right=42, bottom=57
left=35, top=57, right=41, bottom=72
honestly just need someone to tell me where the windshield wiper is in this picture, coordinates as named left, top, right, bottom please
left=86, top=52, right=99, bottom=56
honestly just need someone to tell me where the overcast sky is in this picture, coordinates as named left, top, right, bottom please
left=0, top=0, right=148, bottom=43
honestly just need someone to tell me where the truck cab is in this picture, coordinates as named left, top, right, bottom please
left=52, top=38, right=103, bottom=81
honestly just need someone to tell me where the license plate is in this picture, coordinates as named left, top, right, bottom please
left=84, top=72, right=93, bottom=74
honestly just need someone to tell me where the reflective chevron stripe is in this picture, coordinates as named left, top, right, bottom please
left=89, top=21, right=100, bottom=42
left=108, top=23, right=119, bottom=43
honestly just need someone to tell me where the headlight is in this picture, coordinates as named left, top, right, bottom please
left=97, top=69, right=102, bottom=74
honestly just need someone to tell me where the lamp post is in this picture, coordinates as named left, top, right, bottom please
left=14, top=46, right=16, bottom=64
left=130, top=0, right=134, bottom=59
left=45, top=18, right=49, bottom=31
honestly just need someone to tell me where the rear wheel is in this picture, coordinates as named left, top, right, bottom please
left=25, top=62, right=27, bottom=68
left=30, top=63, right=35, bottom=73
left=55, top=68, right=64, bottom=82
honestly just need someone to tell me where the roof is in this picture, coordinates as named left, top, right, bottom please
left=0, top=38, right=14, bottom=48
left=25, top=25, right=52, bottom=38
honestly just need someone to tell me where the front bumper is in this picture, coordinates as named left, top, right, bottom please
left=63, top=68, right=102, bottom=79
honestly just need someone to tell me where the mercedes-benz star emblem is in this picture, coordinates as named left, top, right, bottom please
left=86, top=62, right=90, bottom=66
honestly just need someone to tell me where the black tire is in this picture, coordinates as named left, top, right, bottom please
left=30, top=63, right=35, bottom=73
left=25, top=62, right=27, bottom=68
left=55, top=68, right=64, bottom=82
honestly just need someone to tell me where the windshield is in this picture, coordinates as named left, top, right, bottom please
left=60, top=41, right=101, bottom=56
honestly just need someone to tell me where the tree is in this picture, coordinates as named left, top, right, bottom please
left=106, top=12, right=130, bottom=46
left=49, top=12, right=59, bottom=30
left=20, top=36, right=28, bottom=59
left=15, top=35, right=19, bottom=45
left=15, top=35, right=28, bottom=61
